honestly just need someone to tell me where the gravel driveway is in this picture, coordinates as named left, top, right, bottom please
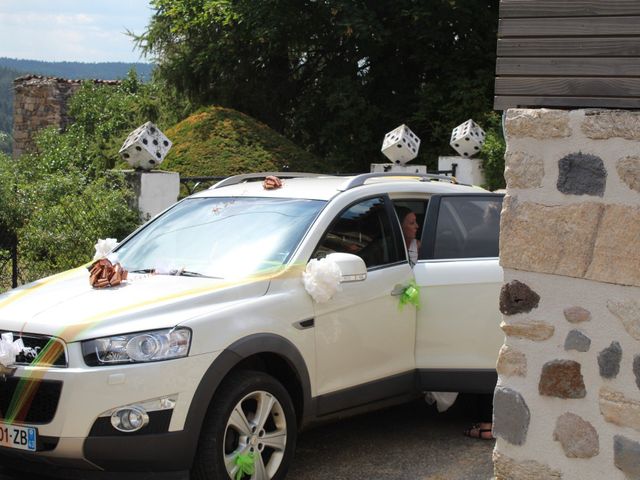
left=290, top=394, right=494, bottom=480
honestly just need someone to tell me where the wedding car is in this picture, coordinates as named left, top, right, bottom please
left=0, top=172, right=504, bottom=480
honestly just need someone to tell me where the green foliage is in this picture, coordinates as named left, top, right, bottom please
left=65, top=73, right=156, bottom=172
left=19, top=172, right=138, bottom=280
left=0, top=152, right=21, bottom=247
left=477, top=112, right=506, bottom=191
left=0, top=146, right=139, bottom=291
left=137, top=0, right=499, bottom=171
left=0, top=66, right=21, bottom=153
left=160, top=106, right=325, bottom=176
left=0, top=131, right=12, bottom=156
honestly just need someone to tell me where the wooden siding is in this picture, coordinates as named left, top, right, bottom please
left=494, top=0, right=640, bottom=110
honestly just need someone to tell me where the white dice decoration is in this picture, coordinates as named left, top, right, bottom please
left=381, top=124, right=421, bottom=165
left=119, top=122, right=173, bottom=170
left=449, top=119, right=485, bottom=158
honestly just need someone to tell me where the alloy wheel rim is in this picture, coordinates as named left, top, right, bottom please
left=223, top=390, right=287, bottom=479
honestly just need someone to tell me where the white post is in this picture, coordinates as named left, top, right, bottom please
left=123, top=170, right=180, bottom=221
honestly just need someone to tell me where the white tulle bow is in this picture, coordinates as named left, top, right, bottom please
left=0, top=332, right=24, bottom=368
left=302, top=257, right=342, bottom=303
left=93, top=238, right=118, bottom=260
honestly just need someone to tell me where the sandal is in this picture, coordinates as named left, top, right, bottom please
left=464, top=423, right=494, bottom=440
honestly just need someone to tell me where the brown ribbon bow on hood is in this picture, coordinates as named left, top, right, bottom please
left=88, top=258, right=128, bottom=288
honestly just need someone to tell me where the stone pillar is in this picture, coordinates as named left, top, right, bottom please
left=123, top=170, right=180, bottom=221
left=494, top=109, right=640, bottom=479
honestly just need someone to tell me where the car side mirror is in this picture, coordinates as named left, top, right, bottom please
left=325, top=252, right=367, bottom=283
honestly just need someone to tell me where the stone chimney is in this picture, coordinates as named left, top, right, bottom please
left=12, top=76, right=119, bottom=157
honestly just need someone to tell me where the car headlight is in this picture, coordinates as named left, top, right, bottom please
left=82, top=328, right=191, bottom=366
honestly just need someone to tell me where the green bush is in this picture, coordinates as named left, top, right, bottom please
left=0, top=149, right=139, bottom=291
left=478, top=112, right=506, bottom=191
left=159, top=106, right=327, bottom=176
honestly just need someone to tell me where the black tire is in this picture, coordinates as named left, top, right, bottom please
left=192, top=370, right=297, bottom=480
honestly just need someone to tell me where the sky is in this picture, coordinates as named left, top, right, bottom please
left=0, top=0, right=155, bottom=63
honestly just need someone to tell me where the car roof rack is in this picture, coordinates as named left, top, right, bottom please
left=341, top=172, right=462, bottom=191
left=210, top=172, right=323, bottom=189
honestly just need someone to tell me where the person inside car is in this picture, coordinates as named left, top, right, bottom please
left=395, top=206, right=421, bottom=266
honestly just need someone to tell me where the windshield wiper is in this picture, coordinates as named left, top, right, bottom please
left=176, top=269, right=209, bottom=278
left=130, top=268, right=216, bottom=278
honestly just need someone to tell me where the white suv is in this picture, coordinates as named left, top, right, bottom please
left=0, top=172, right=504, bottom=480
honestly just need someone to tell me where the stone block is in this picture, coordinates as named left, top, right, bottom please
left=500, top=198, right=603, bottom=278
left=499, top=279, right=540, bottom=315
left=600, top=387, right=640, bottom=432
left=493, top=387, right=530, bottom=446
left=614, top=435, right=640, bottom=479
left=493, top=450, right=563, bottom=480
left=505, top=109, right=571, bottom=140
left=553, top=412, right=599, bottom=458
left=564, top=330, right=591, bottom=352
left=582, top=110, right=640, bottom=141
left=634, top=355, right=640, bottom=390
left=501, top=199, right=640, bottom=287
left=557, top=152, right=606, bottom=197
left=504, top=151, right=545, bottom=189
left=563, top=306, right=591, bottom=324
left=598, top=341, right=622, bottom=379
left=501, top=321, right=555, bottom=342
left=497, top=345, right=527, bottom=377
left=617, top=156, right=640, bottom=194
left=539, top=360, right=586, bottom=399
left=607, top=299, right=640, bottom=342
left=586, top=205, right=640, bottom=287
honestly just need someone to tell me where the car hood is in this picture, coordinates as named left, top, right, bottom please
left=0, top=267, right=270, bottom=342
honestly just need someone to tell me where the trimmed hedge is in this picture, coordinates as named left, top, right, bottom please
left=161, top=106, right=327, bottom=176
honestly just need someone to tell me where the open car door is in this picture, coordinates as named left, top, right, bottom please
left=414, top=193, right=504, bottom=393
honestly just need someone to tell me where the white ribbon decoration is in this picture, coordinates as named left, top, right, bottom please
left=302, top=257, right=342, bottom=303
left=424, top=391, right=459, bottom=413
left=0, top=332, right=25, bottom=368
left=93, top=238, right=118, bottom=261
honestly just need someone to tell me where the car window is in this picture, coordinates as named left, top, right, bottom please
left=113, top=197, right=326, bottom=279
left=314, top=197, right=401, bottom=269
left=433, top=196, right=502, bottom=259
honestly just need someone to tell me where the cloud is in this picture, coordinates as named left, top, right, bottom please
left=0, top=1, right=152, bottom=62
left=0, top=12, right=97, bottom=27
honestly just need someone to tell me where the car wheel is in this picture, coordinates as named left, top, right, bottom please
left=193, top=370, right=297, bottom=480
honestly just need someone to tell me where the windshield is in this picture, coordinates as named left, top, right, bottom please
left=113, top=197, right=325, bottom=279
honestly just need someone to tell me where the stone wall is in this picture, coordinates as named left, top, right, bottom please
left=12, top=76, right=118, bottom=157
left=495, top=109, right=640, bottom=479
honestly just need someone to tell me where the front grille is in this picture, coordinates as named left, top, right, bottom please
left=0, top=378, right=63, bottom=424
left=4, top=332, right=67, bottom=367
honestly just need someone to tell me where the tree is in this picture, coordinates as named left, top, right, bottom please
left=136, top=0, right=499, bottom=171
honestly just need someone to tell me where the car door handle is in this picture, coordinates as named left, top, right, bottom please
left=391, top=284, right=406, bottom=296
left=293, top=318, right=315, bottom=330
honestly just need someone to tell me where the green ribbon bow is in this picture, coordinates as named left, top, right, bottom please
left=399, top=281, right=421, bottom=310
left=234, top=452, right=255, bottom=480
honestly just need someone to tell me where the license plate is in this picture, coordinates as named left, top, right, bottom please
left=0, top=423, right=37, bottom=451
